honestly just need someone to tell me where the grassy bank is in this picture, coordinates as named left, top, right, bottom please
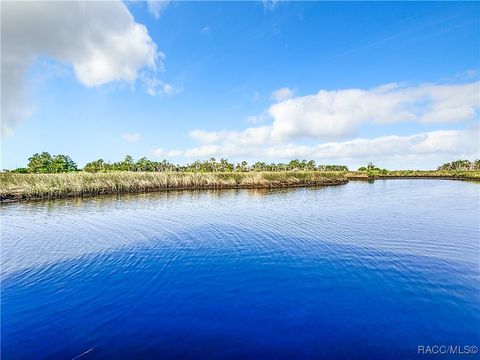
left=2, top=170, right=478, bottom=202
left=0, top=171, right=348, bottom=202
left=346, top=170, right=480, bottom=180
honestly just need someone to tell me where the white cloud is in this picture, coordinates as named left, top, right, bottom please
left=246, top=114, right=268, bottom=124
left=1, top=1, right=161, bottom=135
left=185, top=81, right=479, bottom=148
left=246, top=115, right=260, bottom=124
left=153, top=148, right=183, bottom=157
left=268, top=81, right=480, bottom=141
left=153, top=127, right=479, bottom=169
left=142, top=75, right=182, bottom=96
left=147, top=0, right=170, bottom=19
left=189, top=126, right=273, bottom=146
left=152, top=78, right=479, bottom=169
left=271, top=87, right=295, bottom=102
left=122, top=133, right=140, bottom=143
left=262, top=0, right=279, bottom=11
left=267, top=128, right=479, bottom=160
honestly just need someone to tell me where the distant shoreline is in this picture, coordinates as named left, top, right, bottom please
left=347, top=171, right=480, bottom=181
left=1, top=170, right=478, bottom=203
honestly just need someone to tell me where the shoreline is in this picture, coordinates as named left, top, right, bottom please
left=347, top=175, right=480, bottom=181
left=0, top=171, right=347, bottom=203
left=1, top=171, right=478, bottom=203
left=0, top=182, right=348, bottom=204
left=346, top=171, right=480, bottom=181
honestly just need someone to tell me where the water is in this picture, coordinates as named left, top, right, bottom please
left=1, top=180, right=479, bottom=359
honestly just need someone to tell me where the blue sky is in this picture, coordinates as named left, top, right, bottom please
left=2, top=1, right=479, bottom=169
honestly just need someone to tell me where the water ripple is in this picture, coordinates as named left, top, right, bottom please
left=1, top=180, right=479, bottom=359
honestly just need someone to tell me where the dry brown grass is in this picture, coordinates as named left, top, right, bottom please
left=0, top=171, right=348, bottom=202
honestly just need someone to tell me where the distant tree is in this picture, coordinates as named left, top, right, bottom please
left=306, top=160, right=316, bottom=170
left=253, top=162, right=267, bottom=171
left=122, top=155, right=135, bottom=171
left=358, top=167, right=367, bottom=171
left=438, top=159, right=479, bottom=171
left=135, top=157, right=154, bottom=171
left=84, top=159, right=107, bottom=173
left=27, top=152, right=53, bottom=173
left=12, top=167, right=29, bottom=173
left=235, top=161, right=249, bottom=172
left=219, top=158, right=234, bottom=172
left=49, top=155, right=78, bottom=173
left=288, top=159, right=301, bottom=170
left=25, top=152, right=77, bottom=173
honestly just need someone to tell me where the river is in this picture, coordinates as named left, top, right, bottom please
left=1, top=180, right=479, bottom=359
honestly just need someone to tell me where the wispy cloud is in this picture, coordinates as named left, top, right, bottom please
left=122, top=133, right=141, bottom=143
left=142, top=75, right=182, bottom=96
left=246, top=114, right=268, bottom=124
left=153, top=148, right=183, bottom=157
left=262, top=0, right=279, bottom=11
left=147, top=0, right=170, bottom=19
left=270, top=87, right=295, bottom=102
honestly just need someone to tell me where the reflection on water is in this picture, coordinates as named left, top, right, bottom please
left=1, top=180, right=479, bottom=359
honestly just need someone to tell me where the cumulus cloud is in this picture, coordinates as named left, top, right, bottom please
left=271, top=87, right=295, bottom=102
left=122, top=133, right=140, bottom=143
left=1, top=1, right=161, bottom=135
left=177, top=81, right=480, bottom=149
left=266, top=128, right=479, bottom=160
left=153, top=79, right=479, bottom=168
left=147, top=0, right=170, bottom=19
left=153, top=127, right=479, bottom=169
left=268, top=81, right=480, bottom=141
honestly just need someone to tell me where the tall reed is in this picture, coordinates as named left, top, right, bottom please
left=0, top=171, right=348, bottom=202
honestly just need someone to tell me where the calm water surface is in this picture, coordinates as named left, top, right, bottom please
left=1, top=180, right=479, bottom=359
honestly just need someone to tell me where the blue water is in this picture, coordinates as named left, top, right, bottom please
left=1, top=180, right=479, bottom=359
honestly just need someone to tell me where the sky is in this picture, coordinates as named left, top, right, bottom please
left=1, top=0, right=479, bottom=170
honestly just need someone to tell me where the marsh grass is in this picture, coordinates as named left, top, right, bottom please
left=347, top=170, right=480, bottom=180
left=0, top=171, right=347, bottom=202
left=382, top=170, right=480, bottom=179
left=3, top=170, right=477, bottom=202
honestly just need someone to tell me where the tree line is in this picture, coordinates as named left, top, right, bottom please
left=83, top=156, right=349, bottom=172
left=8, top=153, right=349, bottom=173
left=6, top=152, right=479, bottom=174
left=437, top=159, right=480, bottom=171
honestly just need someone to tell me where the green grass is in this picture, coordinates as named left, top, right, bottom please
left=383, top=170, right=480, bottom=179
left=0, top=171, right=348, bottom=202
left=2, top=170, right=478, bottom=202
left=346, top=170, right=480, bottom=180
